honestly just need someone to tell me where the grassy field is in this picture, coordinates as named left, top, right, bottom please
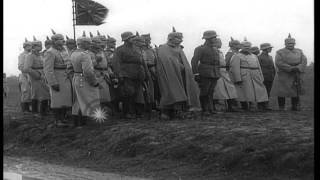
left=3, top=65, right=314, bottom=180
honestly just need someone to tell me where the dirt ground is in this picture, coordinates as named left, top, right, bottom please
left=3, top=65, right=314, bottom=180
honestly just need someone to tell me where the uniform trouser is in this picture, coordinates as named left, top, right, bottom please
left=226, top=99, right=237, bottom=110
left=153, top=79, right=161, bottom=107
left=120, top=78, right=142, bottom=116
left=278, top=97, right=300, bottom=109
left=21, top=102, right=31, bottom=112
left=263, top=80, right=273, bottom=98
left=52, top=108, right=68, bottom=122
left=161, top=101, right=186, bottom=118
left=31, top=99, right=39, bottom=113
left=198, top=77, right=218, bottom=112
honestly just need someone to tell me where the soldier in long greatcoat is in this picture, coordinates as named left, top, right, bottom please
left=225, top=37, right=241, bottom=71
left=23, top=37, right=50, bottom=115
left=132, top=32, right=153, bottom=116
left=104, top=35, right=120, bottom=115
left=44, top=30, right=73, bottom=126
left=70, top=35, right=101, bottom=126
left=89, top=32, right=112, bottom=111
left=71, top=34, right=102, bottom=127
left=212, top=38, right=238, bottom=112
left=270, top=34, right=307, bottom=111
left=141, top=33, right=159, bottom=110
left=157, top=27, right=201, bottom=120
left=18, top=39, right=32, bottom=112
left=191, top=30, right=220, bottom=115
left=229, top=39, right=269, bottom=111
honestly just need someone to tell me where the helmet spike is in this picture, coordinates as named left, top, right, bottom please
left=231, top=37, right=234, bottom=41
left=288, top=33, right=291, bottom=38
left=97, top=30, right=101, bottom=36
left=107, top=34, right=111, bottom=38
left=51, top=29, right=56, bottom=35
left=66, top=35, right=69, bottom=40
left=89, top=32, right=94, bottom=38
left=82, top=31, right=86, bottom=37
left=25, top=38, right=28, bottom=42
left=172, top=26, right=176, bottom=32
left=136, top=31, right=139, bottom=36
left=46, top=36, right=50, bottom=40
left=33, top=36, right=37, bottom=41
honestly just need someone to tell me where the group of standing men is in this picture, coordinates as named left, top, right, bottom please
left=17, top=28, right=307, bottom=127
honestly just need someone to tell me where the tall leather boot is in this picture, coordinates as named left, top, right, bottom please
left=39, top=100, right=49, bottom=116
left=240, top=101, right=249, bottom=111
left=72, top=115, right=80, bottom=128
left=200, top=96, right=208, bottom=112
left=21, top=103, right=27, bottom=112
left=278, top=97, right=286, bottom=110
left=31, top=99, right=39, bottom=113
left=291, top=97, right=300, bottom=111
left=80, top=115, right=87, bottom=126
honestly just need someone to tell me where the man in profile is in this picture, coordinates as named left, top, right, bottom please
left=156, top=27, right=201, bottom=120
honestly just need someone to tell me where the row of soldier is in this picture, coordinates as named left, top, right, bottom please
left=18, top=28, right=307, bottom=127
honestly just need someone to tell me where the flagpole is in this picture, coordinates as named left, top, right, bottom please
left=72, top=0, right=76, bottom=40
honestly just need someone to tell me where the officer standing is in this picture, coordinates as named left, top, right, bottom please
left=258, top=43, right=276, bottom=107
left=270, top=34, right=307, bottom=111
left=71, top=34, right=102, bottom=127
left=18, top=38, right=32, bottom=112
left=23, top=36, right=50, bottom=116
left=191, top=30, right=220, bottom=115
left=43, top=30, right=73, bottom=126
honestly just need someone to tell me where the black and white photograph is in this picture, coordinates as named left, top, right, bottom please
left=3, top=0, right=314, bottom=179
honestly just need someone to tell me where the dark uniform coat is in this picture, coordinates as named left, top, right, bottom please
left=113, top=44, right=146, bottom=104
left=191, top=44, right=220, bottom=78
left=258, top=52, right=275, bottom=82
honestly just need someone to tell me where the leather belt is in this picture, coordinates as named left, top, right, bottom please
left=94, top=67, right=108, bottom=71
left=200, top=63, right=218, bottom=66
left=219, top=66, right=228, bottom=68
left=31, top=67, right=43, bottom=70
left=54, top=67, right=67, bottom=70
left=240, top=66, right=259, bottom=70
left=122, top=61, right=142, bottom=65
left=74, top=72, right=83, bottom=76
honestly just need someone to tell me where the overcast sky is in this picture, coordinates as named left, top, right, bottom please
left=4, top=0, right=314, bottom=76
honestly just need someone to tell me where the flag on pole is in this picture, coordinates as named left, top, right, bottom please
left=74, top=0, right=109, bottom=25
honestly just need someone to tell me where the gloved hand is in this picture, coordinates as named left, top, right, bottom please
left=51, top=84, right=60, bottom=91
left=234, top=81, right=243, bottom=85
left=98, top=83, right=104, bottom=89
left=96, top=56, right=102, bottom=63
left=291, top=67, right=300, bottom=72
left=194, top=74, right=200, bottom=82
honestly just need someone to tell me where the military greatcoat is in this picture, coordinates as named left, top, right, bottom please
left=229, top=52, right=268, bottom=102
left=24, top=53, right=50, bottom=100
left=71, top=49, right=100, bottom=116
left=18, top=51, right=32, bottom=103
left=43, top=47, right=73, bottom=108
left=270, top=48, right=307, bottom=97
